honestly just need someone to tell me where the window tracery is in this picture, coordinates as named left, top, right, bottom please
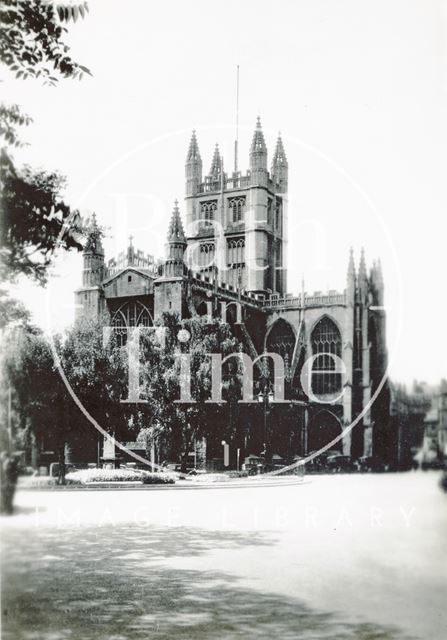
left=310, top=317, right=342, bottom=396
left=200, top=200, right=217, bottom=227
left=228, top=196, right=246, bottom=223
left=111, top=301, right=152, bottom=347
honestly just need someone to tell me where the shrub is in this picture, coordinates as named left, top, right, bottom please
left=65, top=468, right=175, bottom=485
left=142, top=473, right=175, bottom=485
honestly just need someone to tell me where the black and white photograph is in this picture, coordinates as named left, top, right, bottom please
left=1, top=1, right=446, bottom=638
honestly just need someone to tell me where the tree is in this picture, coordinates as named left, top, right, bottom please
left=0, top=150, right=85, bottom=284
left=61, top=316, right=146, bottom=457
left=0, top=287, right=31, bottom=330
left=0, top=2, right=94, bottom=510
left=0, top=2, right=92, bottom=285
left=0, top=321, right=68, bottom=501
left=141, top=314, right=245, bottom=470
left=1, top=1, right=91, bottom=85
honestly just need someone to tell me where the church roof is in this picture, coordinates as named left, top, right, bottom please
left=101, top=265, right=157, bottom=286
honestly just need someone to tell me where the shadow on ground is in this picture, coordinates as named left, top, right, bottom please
left=1, top=524, right=414, bottom=640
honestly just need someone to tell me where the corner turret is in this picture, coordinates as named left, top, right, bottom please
left=164, top=200, right=187, bottom=278
left=82, top=213, right=105, bottom=287
left=154, top=201, right=188, bottom=321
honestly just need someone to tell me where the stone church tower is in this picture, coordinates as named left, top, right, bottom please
left=74, top=118, right=390, bottom=464
left=74, top=213, right=106, bottom=320
left=184, top=118, right=287, bottom=295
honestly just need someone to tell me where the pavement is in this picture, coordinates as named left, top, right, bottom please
left=1, top=471, right=446, bottom=639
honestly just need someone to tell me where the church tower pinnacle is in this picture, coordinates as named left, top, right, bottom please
left=346, top=246, right=356, bottom=305
left=358, top=247, right=368, bottom=303
left=164, top=200, right=186, bottom=278
left=185, top=130, right=202, bottom=196
left=249, top=116, right=268, bottom=186
left=208, top=144, right=222, bottom=185
left=271, top=133, right=288, bottom=193
left=82, top=213, right=104, bottom=287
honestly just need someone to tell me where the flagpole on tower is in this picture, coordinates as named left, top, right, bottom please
left=234, top=64, right=240, bottom=174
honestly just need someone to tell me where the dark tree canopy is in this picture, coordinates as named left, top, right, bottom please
left=0, top=2, right=93, bottom=285
left=0, top=149, right=85, bottom=284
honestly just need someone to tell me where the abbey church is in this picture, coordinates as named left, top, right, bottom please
left=75, top=118, right=390, bottom=464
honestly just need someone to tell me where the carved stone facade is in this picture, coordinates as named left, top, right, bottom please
left=74, top=120, right=389, bottom=462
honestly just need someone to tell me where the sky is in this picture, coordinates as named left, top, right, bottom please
left=4, top=0, right=447, bottom=385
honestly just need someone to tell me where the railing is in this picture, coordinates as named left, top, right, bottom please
left=196, top=174, right=258, bottom=194
left=224, top=176, right=251, bottom=190
left=105, top=263, right=159, bottom=279
left=189, top=272, right=346, bottom=310
left=261, top=292, right=346, bottom=309
left=195, top=172, right=283, bottom=196
left=190, top=272, right=264, bottom=306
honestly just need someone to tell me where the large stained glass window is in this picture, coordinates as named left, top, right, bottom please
left=111, top=301, right=152, bottom=346
left=310, top=317, right=342, bottom=397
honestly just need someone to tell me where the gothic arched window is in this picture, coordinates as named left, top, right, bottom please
left=227, top=237, right=245, bottom=266
left=227, top=238, right=245, bottom=288
left=310, top=317, right=342, bottom=397
left=228, top=196, right=245, bottom=223
left=111, top=301, right=153, bottom=346
left=198, top=242, right=215, bottom=272
left=200, top=200, right=217, bottom=227
left=266, top=319, right=295, bottom=376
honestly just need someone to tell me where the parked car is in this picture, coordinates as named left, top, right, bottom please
left=187, top=468, right=207, bottom=476
left=356, top=456, right=387, bottom=473
left=306, top=450, right=339, bottom=473
left=326, top=454, right=354, bottom=473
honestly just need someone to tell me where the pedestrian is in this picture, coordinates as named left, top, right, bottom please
left=0, top=451, right=19, bottom=515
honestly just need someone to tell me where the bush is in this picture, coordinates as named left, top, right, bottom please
left=65, top=468, right=175, bottom=485
left=142, top=473, right=175, bottom=485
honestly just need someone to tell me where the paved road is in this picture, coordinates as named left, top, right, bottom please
left=1, top=472, right=446, bottom=639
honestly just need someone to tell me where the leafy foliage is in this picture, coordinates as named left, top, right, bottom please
left=0, top=103, right=32, bottom=147
left=1, top=0, right=91, bottom=86
left=0, top=2, right=93, bottom=286
left=61, top=316, right=141, bottom=444
left=0, top=288, right=31, bottom=330
left=0, top=323, right=66, bottom=463
left=1, top=311, right=247, bottom=480
left=141, top=314, right=245, bottom=464
left=0, top=149, right=85, bottom=284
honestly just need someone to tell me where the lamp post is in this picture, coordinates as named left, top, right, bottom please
left=257, top=383, right=274, bottom=467
left=221, top=440, right=229, bottom=468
